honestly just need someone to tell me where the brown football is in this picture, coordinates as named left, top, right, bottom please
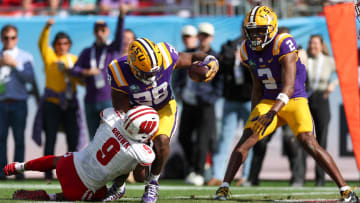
left=188, top=61, right=209, bottom=82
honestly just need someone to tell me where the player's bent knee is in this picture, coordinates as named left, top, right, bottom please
left=297, top=132, right=319, bottom=155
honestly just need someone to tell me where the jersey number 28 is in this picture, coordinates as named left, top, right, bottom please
left=133, top=82, right=169, bottom=106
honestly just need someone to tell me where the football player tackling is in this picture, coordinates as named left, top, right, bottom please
left=106, top=37, right=219, bottom=203
left=214, top=6, right=358, bottom=203
left=3, top=105, right=159, bottom=201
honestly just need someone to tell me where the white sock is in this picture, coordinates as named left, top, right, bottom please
left=48, top=193, right=56, bottom=200
left=15, top=163, right=25, bottom=172
left=118, top=182, right=126, bottom=192
left=146, top=173, right=160, bottom=183
left=220, top=182, right=230, bottom=188
left=340, top=185, right=351, bottom=192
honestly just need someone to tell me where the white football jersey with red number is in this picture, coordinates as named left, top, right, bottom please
left=73, top=108, right=155, bottom=192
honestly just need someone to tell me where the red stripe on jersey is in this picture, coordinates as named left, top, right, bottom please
left=115, top=109, right=122, bottom=119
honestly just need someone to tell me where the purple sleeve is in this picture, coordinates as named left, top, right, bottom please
left=107, top=62, right=128, bottom=94
left=70, top=48, right=91, bottom=77
left=163, top=42, right=179, bottom=65
left=108, top=13, right=124, bottom=53
left=278, top=36, right=298, bottom=57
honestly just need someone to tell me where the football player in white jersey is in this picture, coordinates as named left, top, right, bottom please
left=3, top=105, right=159, bottom=201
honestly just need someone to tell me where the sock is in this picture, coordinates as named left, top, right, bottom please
left=340, top=186, right=351, bottom=192
left=118, top=183, right=126, bottom=192
left=220, top=182, right=230, bottom=188
left=25, top=155, right=56, bottom=172
left=15, top=163, right=25, bottom=173
left=48, top=193, right=56, bottom=200
left=146, top=173, right=160, bottom=183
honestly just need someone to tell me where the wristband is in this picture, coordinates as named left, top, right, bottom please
left=276, top=93, right=289, bottom=105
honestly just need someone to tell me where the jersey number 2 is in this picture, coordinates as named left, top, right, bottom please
left=96, top=137, right=120, bottom=166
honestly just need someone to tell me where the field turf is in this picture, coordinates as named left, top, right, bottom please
left=0, top=179, right=358, bottom=202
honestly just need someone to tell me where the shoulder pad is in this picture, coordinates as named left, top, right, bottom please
left=107, top=59, right=129, bottom=92
left=157, top=42, right=179, bottom=69
left=100, top=108, right=123, bottom=128
left=131, top=143, right=155, bottom=166
left=272, top=33, right=297, bottom=56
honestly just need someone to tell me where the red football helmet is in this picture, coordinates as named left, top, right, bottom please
left=121, top=105, right=159, bottom=143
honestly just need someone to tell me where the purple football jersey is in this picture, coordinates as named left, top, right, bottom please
left=240, top=33, right=307, bottom=100
left=107, top=42, right=179, bottom=110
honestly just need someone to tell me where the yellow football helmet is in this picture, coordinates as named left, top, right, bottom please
left=127, top=38, right=163, bottom=85
left=243, top=6, right=278, bottom=51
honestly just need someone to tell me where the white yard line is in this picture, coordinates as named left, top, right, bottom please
left=0, top=183, right=347, bottom=202
left=0, top=183, right=343, bottom=191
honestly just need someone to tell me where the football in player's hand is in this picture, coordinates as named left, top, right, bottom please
left=188, top=61, right=209, bottom=82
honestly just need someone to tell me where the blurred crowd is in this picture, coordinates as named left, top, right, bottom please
left=0, top=0, right=342, bottom=189
left=0, top=0, right=351, bottom=17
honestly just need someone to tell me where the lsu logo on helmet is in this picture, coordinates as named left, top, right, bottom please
left=244, top=6, right=278, bottom=51
left=127, top=38, right=163, bottom=85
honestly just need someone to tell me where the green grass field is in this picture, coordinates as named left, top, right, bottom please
left=0, top=179, right=359, bottom=202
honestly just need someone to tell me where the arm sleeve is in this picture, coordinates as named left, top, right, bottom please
left=14, top=53, right=35, bottom=83
left=133, top=144, right=155, bottom=166
left=107, top=59, right=128, bottom=94
left=157, top=42, right=179, bottom=69
left=38, top=26, right=55, bottom=66
left=70, top=49, right=88, bottom=78
left=276, top=34, right=298, bottom=61
left=239, top=40, right=250, bottom=68
left=108, top=14, right=124, bottom=53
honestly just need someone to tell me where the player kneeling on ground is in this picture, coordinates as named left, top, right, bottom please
left=3, top=105, right=159, bottom=201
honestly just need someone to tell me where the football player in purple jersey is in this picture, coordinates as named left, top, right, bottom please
left=106, top=37, right=219, bottom=203
left=214, top=6, right=358, bottom=202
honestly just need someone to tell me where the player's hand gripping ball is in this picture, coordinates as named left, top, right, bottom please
left=188, top=61, right=210, bottom=82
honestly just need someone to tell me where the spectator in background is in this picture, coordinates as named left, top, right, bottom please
left=70, top=4, right=128, bottom=140
left=119, top=29, right=136, bottom=57
left=176, top=22, right=222, bottom=186
left=306, top=34, right=337, bottom=186
left=181, top=25, right=198, bottom=52
left=70, top=0, right=96, bottom=14
left=33, top=19, right=81, bottom=181
left=173, top=25, right=198, bottom=100
left=207, top=29, right=253, bottom=186
left=99, top=0, right=138, bottom=16
left=0, top=24, right=35, bottom=180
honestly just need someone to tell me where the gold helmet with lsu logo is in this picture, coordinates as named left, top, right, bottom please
left=127, top=38, right=163, bottom=85
left=244, top=5, right=278, bottom=51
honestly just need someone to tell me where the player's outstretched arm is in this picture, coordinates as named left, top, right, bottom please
left=176, top=52, right=219, bottom=82
left=111, top=89, right=131, bottom=112
left=176, top=52, right=208, bottom=68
